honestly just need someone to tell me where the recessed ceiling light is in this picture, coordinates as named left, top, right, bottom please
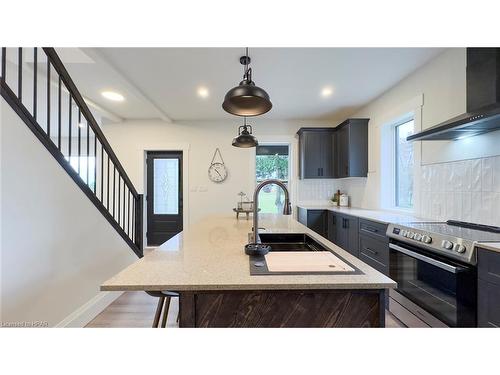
left=101, top=91, right=125, bottom=102
left=197, top=87, right=209, bottom=98
left=321, top=87, right=334, bottom=98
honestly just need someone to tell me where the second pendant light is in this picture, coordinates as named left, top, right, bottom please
left=232, top=117, right=258, bottom=148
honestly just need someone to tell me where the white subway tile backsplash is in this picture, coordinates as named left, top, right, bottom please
left=481, top=192, right=495, bottom=225
left=492, top=156, right=500, bottom=193
left=482, top=158, right=494, bottom=192
left=452, top=161, right=464, bottom=191
left=471, top=159, right=482, bottom=191
left=444, top=163, right=454, bottom=192
left=463, top=159, right=472, bottom=191
left=470, top=191, right=483, bottom=223
left=462, top=192, right=472, bottom=222
left=417, top=155, right=500, bottom=226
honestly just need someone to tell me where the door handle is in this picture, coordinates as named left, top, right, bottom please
left=389, top=243, right=463, bottom=273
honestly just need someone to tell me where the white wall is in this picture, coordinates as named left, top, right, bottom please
left=102, top=118, right=334, bottom=225
left=344, top=48, right=500, bottom=225
left=0, top=100, right=137, bottom=327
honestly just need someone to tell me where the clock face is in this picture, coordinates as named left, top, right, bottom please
left=208, top=162, right=228, bottom=183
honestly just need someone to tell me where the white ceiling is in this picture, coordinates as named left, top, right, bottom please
left=61, top=47, right=445, bottom=122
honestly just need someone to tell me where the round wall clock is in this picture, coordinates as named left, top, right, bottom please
left=208, top=148, right=228, bottom=183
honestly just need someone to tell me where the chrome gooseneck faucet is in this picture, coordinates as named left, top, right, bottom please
left=252, top=179, right=292, bottom=243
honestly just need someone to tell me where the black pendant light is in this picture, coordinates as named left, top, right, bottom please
left=232, top=117, right=258, bottom=148
left=222, top=48, right=272, bottom=117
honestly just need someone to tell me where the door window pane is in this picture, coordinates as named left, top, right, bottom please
left=154, top=158, right=179, bottom=214
left=395, top=119, right=414, bottom=208
left=255, top=145, right=289, bottom=214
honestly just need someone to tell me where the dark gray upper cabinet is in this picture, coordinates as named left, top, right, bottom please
left=297, top=128, right=335, bottom=179
left=335, top=119, right=369, bottom=178
left=297, top=119, right=368, bottom=179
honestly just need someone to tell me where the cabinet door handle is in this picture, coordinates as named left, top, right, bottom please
left=364, top=226, right=378, bottom=233
left=318, top=168, right=321, bottom=176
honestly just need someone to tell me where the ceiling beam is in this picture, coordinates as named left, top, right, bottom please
left=81, top=48, right=173, bottom=123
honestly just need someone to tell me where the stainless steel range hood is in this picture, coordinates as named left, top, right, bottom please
left=408, top=48, right=500, bottom=141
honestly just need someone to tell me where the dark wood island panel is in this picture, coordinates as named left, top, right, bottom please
left=179, top=289, right=386, bottom=328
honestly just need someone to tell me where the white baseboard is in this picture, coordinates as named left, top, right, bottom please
left=55, top=291, right=123, bottom=328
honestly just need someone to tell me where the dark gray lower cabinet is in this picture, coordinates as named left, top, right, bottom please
left=297, top=207, right=328, bottom=238
left=301, top=209, right=390, bottom=277
left=478, top=279, right=500, bottom=327
left=477, top=248, right=500, bottom=327
left=328, top=212, right=358, bottom=257
left=359, top=235, right=389, bottom=275
left=358, top=219, right=390, bottom=276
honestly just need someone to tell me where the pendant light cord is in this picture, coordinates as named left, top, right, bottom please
left=244, top=47, right=249, bottom=76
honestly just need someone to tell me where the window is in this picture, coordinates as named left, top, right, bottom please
left=394, top=119, right=414, bottom=209
left=153, top=158, right=179, bottom=215
left=255, top=145, right=289, bottom=213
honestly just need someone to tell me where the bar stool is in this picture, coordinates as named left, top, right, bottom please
left=146, top=291, right=179, bottom=328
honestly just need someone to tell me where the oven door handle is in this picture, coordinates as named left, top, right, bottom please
left=389, top=243, right=462, bottom=274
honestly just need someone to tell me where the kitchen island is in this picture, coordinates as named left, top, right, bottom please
left=101, top=214, right=396, bottom=327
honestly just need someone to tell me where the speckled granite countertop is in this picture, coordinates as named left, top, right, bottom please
left=476, top=242, right=500, bottom=253
left=101, top=214, right=396, bottom=292
left=297, top=204, right=428, bottom=224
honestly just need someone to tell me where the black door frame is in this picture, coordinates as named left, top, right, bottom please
left=146, top=151, right=183, bottom=246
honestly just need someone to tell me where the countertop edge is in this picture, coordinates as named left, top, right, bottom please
left=476, top=242, right=500, bottom=254
left=101, top=283, right=397, bottom=292
left=297, top=204, right=426, bottom=224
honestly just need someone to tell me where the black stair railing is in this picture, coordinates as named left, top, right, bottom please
left=0, top=47, right=143, bottom=257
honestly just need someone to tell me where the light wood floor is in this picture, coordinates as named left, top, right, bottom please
left=86, top=291, right=406, bottom=328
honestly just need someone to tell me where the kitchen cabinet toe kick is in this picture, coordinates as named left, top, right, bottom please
left=178, top=289, right=386, bottom=328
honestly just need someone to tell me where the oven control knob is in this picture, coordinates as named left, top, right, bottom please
left=400, top=230, right=407, bottom=237
left=414, top=233, right=423, bottom=241
left=454, top=244, right=466, bottom=253
left=422, top=235, right=432, bottom=244
left=441, top=240, right=453, bottom=250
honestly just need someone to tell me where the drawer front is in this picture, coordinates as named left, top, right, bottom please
left=359, top=219, right=388, bottom=241
left=478, top=249, right=500, bottom=285
left=359, top=235, right=389, bottom=275
left=478, top=279, right=500, bottom=328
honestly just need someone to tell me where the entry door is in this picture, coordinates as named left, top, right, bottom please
left=146, top=151, right=183, bottom=246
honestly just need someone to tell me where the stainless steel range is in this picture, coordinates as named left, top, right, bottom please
left=386, top=220, right=500, bottom=328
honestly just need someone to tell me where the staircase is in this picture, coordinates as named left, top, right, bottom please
left=0, top=47, right=143, bottom=257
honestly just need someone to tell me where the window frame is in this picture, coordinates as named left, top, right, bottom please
left=393, top=117, right=415, bottom=210
left=254, top=142, right=291, bottom=214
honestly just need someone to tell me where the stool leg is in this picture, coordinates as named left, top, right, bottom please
left=152, top=297, right=165, bottom=328
left=161, top=297, right=171, bottom=328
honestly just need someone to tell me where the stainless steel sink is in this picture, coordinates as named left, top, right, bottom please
left=257, top=233, right=328, bottom=252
